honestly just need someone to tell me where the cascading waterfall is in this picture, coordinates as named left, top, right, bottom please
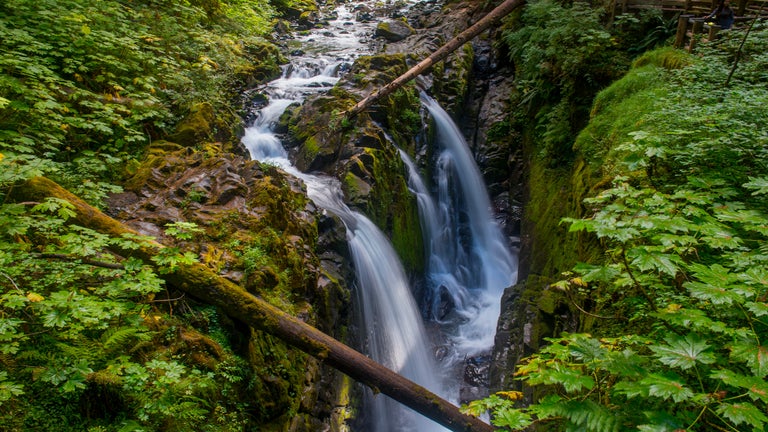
left=244, top=105, right=447, bottom=432
left=241, top=5, right=447, bottom=430
left=242, top=1, right=515, bottom=429
left=402, top=94, right=517, bottom=377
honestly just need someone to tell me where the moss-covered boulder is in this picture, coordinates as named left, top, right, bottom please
left=238, top=41, right=286, bottom=88
left=271, top=0, right=318, bottom=20
left=375, top=19, right=415, bottom=42
left=167, top=102, right=216, bottom=146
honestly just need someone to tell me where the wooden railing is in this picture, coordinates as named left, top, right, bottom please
left=613, top=0, right=768, bottom=16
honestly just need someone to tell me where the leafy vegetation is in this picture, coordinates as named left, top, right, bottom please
left=0, top=0, right=281, bottom=205
left=502, top=0, right=631, bottom=163
left=467, top=24, right=768, bottom=432
left=0, top=0, right=326, bottom=430
left=0, top=201, right=264, bottom=431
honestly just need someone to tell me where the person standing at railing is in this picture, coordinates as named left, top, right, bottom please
left=705, top=0, right=735, bottom=28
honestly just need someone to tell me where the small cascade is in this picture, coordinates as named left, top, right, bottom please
left=277, top=166, right=447, bottom=432
left=246, top=103, right=447, bottom=432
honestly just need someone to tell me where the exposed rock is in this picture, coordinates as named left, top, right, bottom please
left=112, top=143, right=354, bottom=430
left=375, top=19, right=415, bottom=42
left=460, top=386, right=490, bottom=405
left=342, top=171, right=372, bottom=206
left=490, top=277, right=578, bottom=403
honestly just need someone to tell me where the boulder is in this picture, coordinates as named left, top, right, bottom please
left=167, top=102, right=216, bottom=146
left=375, top=19, right=415, bottom=42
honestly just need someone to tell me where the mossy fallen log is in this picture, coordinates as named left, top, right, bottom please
left=344, top=0, right=525, bottom=119
left=11, top=176, right=494, bottom=432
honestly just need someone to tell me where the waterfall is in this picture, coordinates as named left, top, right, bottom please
left=404, top=95, right=518, bottom=364
left=240, top=4, right=448, bottom=428
left=285, top=169, right=447, bottom=432
left=241, top=1, right=514, bottom=429
left=245, top=102, right=447, bottom=432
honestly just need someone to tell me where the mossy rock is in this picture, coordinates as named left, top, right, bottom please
left=342, top=171, right=372, bottom=206
left=238, top=41, right=286, bottom=87
left=375, top=19, right=415, bottom=42
left=343, top=145, right=424, bottom=273
left=431, top=43, right=474, bottom=114
left=348, top=53, right=408, bottom=89
left=168, top=102, right=216, bottom=146
left=271, top=0, right=318, bottom=19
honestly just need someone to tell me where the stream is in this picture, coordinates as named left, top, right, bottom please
left=241, top=1, right=517, bottom=430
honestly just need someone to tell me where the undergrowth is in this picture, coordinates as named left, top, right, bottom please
left=467, top=24, right=768, bottom=432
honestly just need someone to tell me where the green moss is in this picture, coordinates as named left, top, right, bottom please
left=575, top=48, right=680, bottom=169
left=168, top=102, right=216, bottom=146
left=632, top=46, right=694, bottom=70
left=362, top=147, right=424, bottom=273
left=271, top=0, right=317, bottom=18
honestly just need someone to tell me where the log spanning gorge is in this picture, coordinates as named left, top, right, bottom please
left=242, top=1, right=518, bottom=430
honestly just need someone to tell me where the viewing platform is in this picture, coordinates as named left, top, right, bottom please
left=608, top=0, right=767, bottom=51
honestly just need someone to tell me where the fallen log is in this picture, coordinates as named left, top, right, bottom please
left=11, top=176, right=494, bottom=432
left=344, top=0, right=525, bottom=119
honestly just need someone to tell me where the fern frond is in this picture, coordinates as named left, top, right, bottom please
left=100, top=325, right=149, bottom=351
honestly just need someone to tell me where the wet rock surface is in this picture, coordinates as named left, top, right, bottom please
left=108, top=141, right=355, bottom=431
left=375, top=19, right=415, bottom=41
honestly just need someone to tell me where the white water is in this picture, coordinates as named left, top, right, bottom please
left=241, top=3, right=448, bottom=431
left=242, top=2, right=515, bottom=430
left=245, top=112, right=447, bottom=432
left=420, top=94, right=518, bottom=358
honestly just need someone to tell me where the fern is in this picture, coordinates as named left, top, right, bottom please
left=100, top=325, right=151, bottom=352
left=473, top=26, right=768, bottom=432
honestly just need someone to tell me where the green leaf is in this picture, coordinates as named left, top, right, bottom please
left=562, top=217, right=598, bottom=233
left=743, top=176, right=768, bottom=195
left=568, top=335, right=606, bottom=363
left=627, top=247, right=681, bottom=276
left=641, top=373, right=694, bottom=402
left=710, top=369, right=768, bottom=403
left=650, top=334, right=716, bottom=370
left=573, top=262, right=621, bottom=283
left=685, top=281, right=743, bottom=305
left=740, top=267, right=768, bottom=288
left=716, top=402, right=768, bottom=430
left=730, top=339, right=768, bottom=377
left=745, top=299, right=768, bottom=317
left=491, top=407, right=533, bottom=430
left=656, top=307, right=731, bottom=334
left=0, top=371, right=25, bottom=404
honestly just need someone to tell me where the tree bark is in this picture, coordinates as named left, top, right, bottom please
left=11, top=176, right=494, bottom=432
left=344, top=0, right=525, bottom=119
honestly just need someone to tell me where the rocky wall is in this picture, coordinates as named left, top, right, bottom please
left=109, top=137, right=356, bottom=430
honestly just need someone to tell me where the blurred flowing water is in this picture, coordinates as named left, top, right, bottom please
left=241, top=2, right=515, bottom=430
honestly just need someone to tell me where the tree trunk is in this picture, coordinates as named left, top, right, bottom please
left=11, top=176, right=494, bottom=432
left=344, top=0, right=525, bottom=119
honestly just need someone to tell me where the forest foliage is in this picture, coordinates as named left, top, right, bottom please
left=3, top=0, right=768, bottom=430
left=0, top=0, right=301, bottom=430
left=468, top=5, right=768, bottom=430
left=0, top=0, right=280, bottom=204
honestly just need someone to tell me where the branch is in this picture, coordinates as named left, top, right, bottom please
left=725, top=4, right=764, bottom=86
left=344, top=0, right=525, bottom=118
